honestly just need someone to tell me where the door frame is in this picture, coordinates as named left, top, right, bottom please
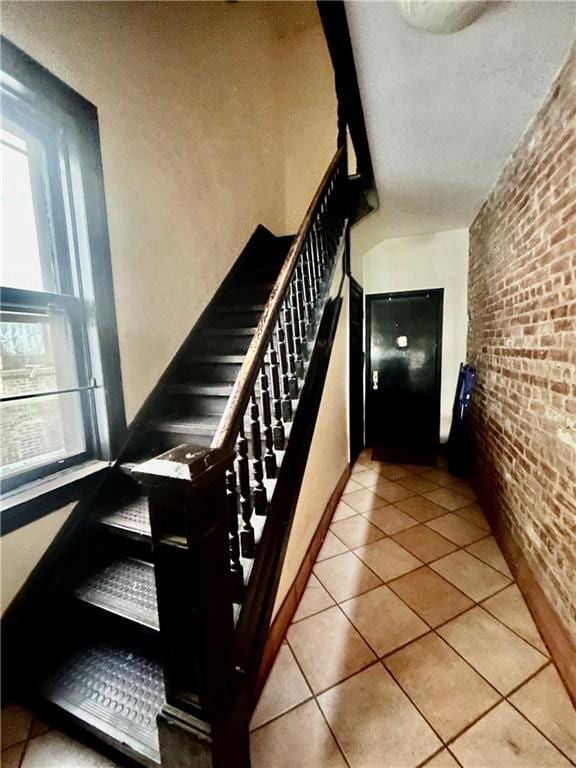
left=349, top=276, right=364, bottom=462
left=365, top=288, right=444, bottom=448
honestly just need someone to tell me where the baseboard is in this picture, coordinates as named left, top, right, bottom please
left=477, top=488, right=576, bottom=704
left=255, top=464, right=351, bottom=694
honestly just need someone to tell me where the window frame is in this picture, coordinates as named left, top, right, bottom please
left=1, top=37, right=126, bottom=532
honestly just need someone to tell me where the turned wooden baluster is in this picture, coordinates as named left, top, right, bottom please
left=259, top=361, right=277, bottom=479
left=237, top=426, right=255, bottom=558
left=300, top=255, right=315, bottom=342
left=225, top=466, right=244, bottom=603
left=249, top=389, right=267, bottom=516
left=269, top=347, right=286, bottom=450
left=312, top=217, right=325, bottom=289
left=289, top=280, right=305, bottom=379
left=294, top=265, right=309, bottom=352
left=282, top=300, right=299, bottom=398
left=276, top=323, right=293, bottom=422
left=304, top=240, right=318, bottom=305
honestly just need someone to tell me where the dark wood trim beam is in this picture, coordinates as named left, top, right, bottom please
left=317, top=0, right=374, bottom=187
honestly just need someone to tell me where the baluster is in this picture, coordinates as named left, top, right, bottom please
left=276, top=324, right=293, bottom=422
left=225, top=466, right=243, bottom=602
left=269, top=347, right=286, bottom=449
left=308, top=229, right=321, bottom=300
left=313, top=216, right=326, bottom=286
left=304, top=241, right=318, bottom=304
left=290, top=280, right=305, bottom=378
left=295, top=264, right=309, bottom=351
left=250, top=389, right=267, bottom=516
left=259, top=361, right=277, bottom=478
left=283, top=300, right=299, bottom=398
left=300, top=256, right=315, bottom=341
left=237, top=426, right=255, bottom=558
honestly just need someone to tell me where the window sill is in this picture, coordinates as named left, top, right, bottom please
left=1, top=460, right=111, bottom=536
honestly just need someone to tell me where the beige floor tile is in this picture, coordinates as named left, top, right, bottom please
left=340, top=488, right=387, bottom=514
left=292, top=573, right=335, bottom=622
left=374, top=464, right=414, bottom=481
left=351, top=460, right=369, bottom=473
left=251, top=699, right=347, bottom=768
left=396, top=495, right=448, bottom=522
left=355, top=538, right=422, bottom=582
left=330, top=515, right=384, bottom=549
left=450, top=701, right=572, bottom=768
left=362, top=504, right=419, bottom=535
left=445, top=478, right=477, bottom=500
left=426, top=513, right=488, bottom=546
left=397, top=475, right=442, bottom=494
left=455, top=503, right=491, bottom=531
left=341, top=585, right=429, bottom=656
left=419, top=469, right=453, bottom=486
left=343, top=477, right=363, bottom=494
left=251, top=645, right=312, bottom=729
left=423, top=488, right=474, bottom=511
left=388, top=566, right=473, bottom=627
left=465, top=536, right=512, bottom=577
left=481, top=585, right=547, bottom=654
left=424, top=749, right=461, bottom=768
left=401, top=463, right=435, bottom=474
left=316, top=530, right=349, bottom=562
left=2, top=744, right=26, bottom=768
left=21, top=731, right=118, bottom=768
left=1, top=704, right=32, bottom=749
left=391, top=525, right=458, bottom=563
left=509, top=664, right=576, bottom=763
left=318, top=663, right=441, bottom=768
left=287, top=606, right=375, bottom=693
left=438, top=607, right=548, bottom=694
left=313, top=551, right=382, bottom=602
left=430, top=550, right=511, bottom=601
left=385, top=633, right=500, bottom=741
left=373, top=481, right=416, bottom=503
left=351, top=468, right=384, bottom=488
left=331, top=500, right=358, bottom=522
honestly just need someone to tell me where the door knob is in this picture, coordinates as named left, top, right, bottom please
left=372, top=370, right=379, bottom=390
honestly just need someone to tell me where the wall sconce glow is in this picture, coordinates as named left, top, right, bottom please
left=396, top=0, right=488, bottom=34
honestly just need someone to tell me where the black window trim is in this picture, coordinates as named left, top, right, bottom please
left=1, top=36, right=126, bottom=532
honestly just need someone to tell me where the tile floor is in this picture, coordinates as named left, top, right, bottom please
left=2, top=450, right=575, bottom=768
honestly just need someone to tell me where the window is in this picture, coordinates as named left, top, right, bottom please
left=1, top=38, right=125, bottom=513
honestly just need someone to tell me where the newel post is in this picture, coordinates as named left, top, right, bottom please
left=134, top=444, right=249, bottom=768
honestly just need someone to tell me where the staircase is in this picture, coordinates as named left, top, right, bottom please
left=5, top=148, right=349, bottom=768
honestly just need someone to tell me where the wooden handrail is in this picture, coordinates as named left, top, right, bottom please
left=212, top=147, right=344, bottom=450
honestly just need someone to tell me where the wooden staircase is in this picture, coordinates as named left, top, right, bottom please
left=5, top=149, right=349, bottom=768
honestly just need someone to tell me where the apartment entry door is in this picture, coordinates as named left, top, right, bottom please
left=366, top=290, right=443, bottom=463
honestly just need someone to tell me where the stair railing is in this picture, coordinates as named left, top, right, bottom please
left=136, top=146, right=349, bottom=767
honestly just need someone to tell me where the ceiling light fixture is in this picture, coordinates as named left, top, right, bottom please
left=396, top=0, right=489, bottom=34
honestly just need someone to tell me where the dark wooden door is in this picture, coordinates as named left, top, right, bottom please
left=366, top=290, right=443, bottom=463
left=349, top=277, right=364, bottom=462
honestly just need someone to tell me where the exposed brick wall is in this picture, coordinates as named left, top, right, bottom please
left=467, top=47, right=576, bottom=642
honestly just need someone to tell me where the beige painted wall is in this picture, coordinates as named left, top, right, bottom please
left=362, top=229, right=469, bottom=441
left=278, top=4, right=339, bottom=231
left=273, top=279, right=350, bottom=616
left=0, top=503, right=75, bottom=610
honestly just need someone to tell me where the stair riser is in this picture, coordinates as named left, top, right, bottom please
left=197, top=335, right=252, bottom=355
left=187, top=363, right=242, bottom=383
left=166, top=394, right=228, bottom=417
left=211, top=311, right=262, bottom=329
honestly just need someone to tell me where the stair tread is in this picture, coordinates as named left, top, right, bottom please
left=202, top=327, right=257, bottom=337
left=149, top=414, right=221, bottom=435
left=39, top=639, right=164, bottom=765
left=99, top=496, right=151, bottom=538
left=168, top=383, right=234, bottom=396
left=188, top=354, right=245, bottom=363
left=74, top=557, right=159, bottom=631
left=216, top=303, right=265, bottom=314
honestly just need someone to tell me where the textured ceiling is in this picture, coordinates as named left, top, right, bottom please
left=346, top=0, right=576, bottom=239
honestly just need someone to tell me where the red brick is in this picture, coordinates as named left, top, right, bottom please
left=468, top=48, right=576, bottom=643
